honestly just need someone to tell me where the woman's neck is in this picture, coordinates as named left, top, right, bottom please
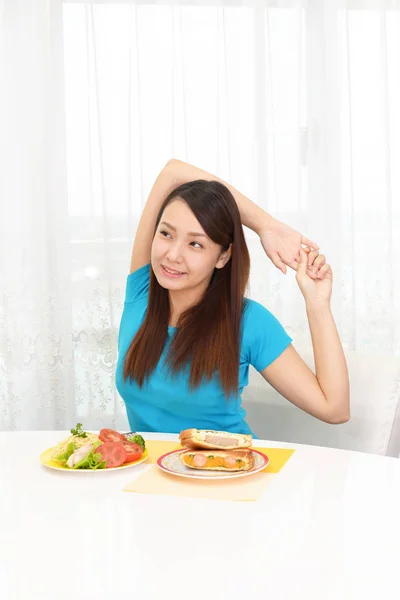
left=168, top=287, right=204, bottom=327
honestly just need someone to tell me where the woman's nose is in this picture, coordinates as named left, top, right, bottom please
left=166, top=242, right=184, bottom=262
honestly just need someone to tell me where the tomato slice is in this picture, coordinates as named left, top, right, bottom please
left=119, top=441, right=144, bottom=463
left=99, top=428, right=126, bottom=444
left=97, top=442, right=127, bottom=468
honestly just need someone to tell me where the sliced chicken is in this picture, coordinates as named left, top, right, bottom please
left=67, top=442, right=93, bottom=468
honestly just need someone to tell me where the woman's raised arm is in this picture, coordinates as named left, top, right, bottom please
left=130, top=158, right=319, bottom=275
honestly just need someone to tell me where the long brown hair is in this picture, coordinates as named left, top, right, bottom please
left=123, top=179, right=250, bottom=397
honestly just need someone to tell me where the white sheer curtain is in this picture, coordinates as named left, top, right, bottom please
left=0, top=0, right=77, bottom=429
left=1, top=0, right=400, bottom=430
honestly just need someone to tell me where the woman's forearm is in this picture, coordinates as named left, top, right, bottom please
left=168, top=159, right=272, bottom=234
left=306, top=302, right=350, bottom=422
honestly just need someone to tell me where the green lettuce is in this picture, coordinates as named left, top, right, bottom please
left=54, top=441, right=77, bottom=466
left=72, top=440, right=106, bottom=470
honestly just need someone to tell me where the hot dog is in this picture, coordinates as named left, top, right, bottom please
left=179, top=449, right=254, bottom=472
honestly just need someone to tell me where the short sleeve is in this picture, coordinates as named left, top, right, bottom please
left=242, top=300, right=292, bottom=372
left=124, top=263, right=150, bottom=304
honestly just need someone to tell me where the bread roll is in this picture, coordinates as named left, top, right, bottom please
left=179, top=428, right=252, bottom=450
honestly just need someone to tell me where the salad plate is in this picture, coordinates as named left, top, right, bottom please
left=40, top=447, right=148, bottom=472
left=40, top=424, right=148, bottom=472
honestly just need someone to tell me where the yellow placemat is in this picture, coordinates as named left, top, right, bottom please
left=144, top=441, right=181, bottom=465
left=124, top=466, right=275, bottom=502
left=144, top=440, right=295, bottom=474
left=124, top=441, right=295, bottom=502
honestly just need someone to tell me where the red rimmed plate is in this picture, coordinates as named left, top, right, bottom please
left=157, top=448, right=269, bottom=480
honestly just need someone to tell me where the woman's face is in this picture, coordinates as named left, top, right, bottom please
left=151, top=199, right=230, bottom=293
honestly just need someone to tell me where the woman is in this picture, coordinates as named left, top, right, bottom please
left=116, top=159, right=350, bottom=435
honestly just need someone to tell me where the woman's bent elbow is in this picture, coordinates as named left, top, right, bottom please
left=328, top=411, right=350, bottom=424
left=166, top=158, right=180, bottom=167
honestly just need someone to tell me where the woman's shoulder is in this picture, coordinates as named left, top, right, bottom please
left=241, top=297, right=289, bottom=340
left=124, top=263, right=151, bottom=304
left=242, top=297, right=277, bottom=323
left=241, top=297, right=292, bottom=370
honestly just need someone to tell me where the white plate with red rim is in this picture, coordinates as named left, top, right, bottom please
left=156, top=448, right=269, bottom=480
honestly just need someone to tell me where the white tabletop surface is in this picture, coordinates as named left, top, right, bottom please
left=1, top=431, right=399, bottom=600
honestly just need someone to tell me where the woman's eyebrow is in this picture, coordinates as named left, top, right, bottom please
left=160, top=221, right=207, bottom=238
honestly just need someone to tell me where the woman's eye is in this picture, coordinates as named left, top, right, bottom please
left=160, top=230, right=171, bottom=238
left=190, top=241, right=203, bottom=249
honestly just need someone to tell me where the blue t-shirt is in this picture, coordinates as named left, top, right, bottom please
left=116, top=264, right=292, bottom=435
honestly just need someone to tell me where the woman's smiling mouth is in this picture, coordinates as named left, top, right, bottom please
left=161, top=265, right=186, bottom=278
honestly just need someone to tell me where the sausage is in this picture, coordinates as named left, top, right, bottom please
left=192, top=453, right=207, bottom=467
left=204, top=435, right=239, bottom=447
left=223, top=455, right=237, bottom=468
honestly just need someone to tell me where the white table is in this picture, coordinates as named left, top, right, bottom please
left=1, top=431, right=399, bottom=600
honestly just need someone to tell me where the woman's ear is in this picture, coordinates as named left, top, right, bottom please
left=215, top=244, right=232, bottom=269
